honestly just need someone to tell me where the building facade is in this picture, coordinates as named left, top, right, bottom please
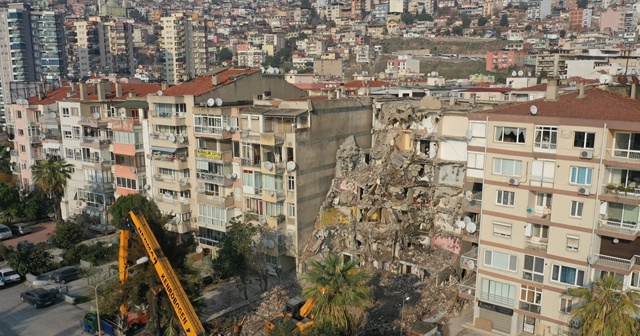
left=160, top=13, right=209, bottom=85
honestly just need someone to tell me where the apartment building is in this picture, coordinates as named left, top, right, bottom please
left=569, top=8, right=592, bottom=30
left=237, top=47, right=267, bottom=68
left=486, top=50, right=527, bottom=71
left=0, top=3, right=65, bottom=123
left=160, top=13, right=209, bottom=85
left=462, top=82, right=640, bottom=335
left=58, top=81, right=161, bottom=229
left=146, top=68, right=307, bottom=240
left=535, top=52, right=576, bottom=77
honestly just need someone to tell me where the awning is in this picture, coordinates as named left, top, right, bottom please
left=115, top=100, right=149, bottom=109
left=150, top=146, right=177, bottom=153
left=263, top=109, right=308, bottom=117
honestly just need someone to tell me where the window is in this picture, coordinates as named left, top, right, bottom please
left=16, top=110, right=21, bottom=119
left=496, top=190, right=515, bottom=206
left=570, top=201, right=584, bottom=218
left=530, top=224, right=548, bottom=240
left=493, top=158, right=522, bottom=176
left=570, top=167, right=593, bottom=185
left=523, top=255, right=545, bottom=283
left=534, top=126, right=558, bottom=150
left=287, top=203, right=296, bottom=217
left=65, top=148, right=74, bottom=159
left=574, top=132, right=595, bottom=149
left=265, top=202, right=283, bottom=216
left=566, top=235, right=579, bottom=251
left=198, top=204, right=228, bottom=227
left=287, top=175, right=295, bottom=191
left=484, top=249, right=517, bottom=272
left=493, top=222, right=512, bottom=238
left=494, top=126, right=526, bottom=144
left=73, top=126, right=81, bottom=139
left=480, top=278, right=516, bottom=306
left=631, top=271, right=640, bottom=288
left=17, top=129, right=24, bottom=136
left=551, top=265, right=584, bottom=286
left=194, top=115, right=223, bottom=135
left=530, top=160, right=555, bottom=184
left=519, top=285, right=542, bottom=313
left=62, top=107, right=69, bottom=117
left=467, top=152, right=485, bottom=169
left=116, top=177, right=137, bottom=189
left=19, top=144, right=25, bottom=152
left=469, top=121, right=487, bottom=139
left=560, top=298, right=573, bottom=313
left=64, top=130, right=72, bottom=139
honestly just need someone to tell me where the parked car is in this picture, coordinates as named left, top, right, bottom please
left=16, top=240, right=35, bottom=251
left=0, top=224, right=12, bottom=240
left=10, top=223, right=32, bottom=235
left=50, top=266, right=82, bottom=284
left=0, top=267, right=22, bottom=288
left=20, top=288, right=56, bottom=308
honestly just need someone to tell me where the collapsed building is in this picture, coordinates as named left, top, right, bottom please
left=300, top=95, right=502, bottom=330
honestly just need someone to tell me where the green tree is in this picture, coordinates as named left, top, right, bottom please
left=400, top=12, right=414, bottom=25
left=31, top=157, right=72, bottom=224
left=302, top=254, right=372, bottom=335
left=477, top=16, right=488, bottom=26
left=525, top=24, right=532, bottom=31
left=416, top=9, right=433, bottom=21
left=50, top=214, right=90, bottom=249
left=218, top=47, right=233, bottom=62
left=568, top=275, right=640, bottom=336
left=499, top=14, right=509, bottom=27
left=20, top=187, right=53, bottom=220
left=452, top=26, right=463, bottom=36
left=560, top=29, right=567, bottom=38
left=577, top=0, right=588, bottom=8
left=212, top=215, right=265, bottom=300
left=461, top=14, right=471, bottom=28
left=110, top=194, right=162, bottom=229
left=8, top=243, right=55, bottom=276
left=0, top=182, right=20, bottom=220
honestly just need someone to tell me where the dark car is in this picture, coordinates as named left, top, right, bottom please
left=50, top=266, right=82, bottom=284
left=20, top=288, right=56, bottom=308
left=16, top=240, right=35, bottom=251
left=10, top=223, right=32, bottom=235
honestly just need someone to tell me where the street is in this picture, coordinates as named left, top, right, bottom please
left=2, top=221, right=55, bottom=248
left=0, top=282, right=87, bottom=336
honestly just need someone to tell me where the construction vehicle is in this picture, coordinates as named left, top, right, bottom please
left=121, top=210, right=206, bottom=336
left=265, top=296, right=316, bottom=335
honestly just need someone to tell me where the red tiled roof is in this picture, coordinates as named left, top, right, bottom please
left=511, top=84, right=549, bottom=92
left=28, top=87, right=72, bottom=105
left=481, top=87, right=640, bottom=121
left=80, top=83, right=162, bottom=101
left=161, top=69, right=260, bottom=97
left=459, top=87, right=512, bottom=93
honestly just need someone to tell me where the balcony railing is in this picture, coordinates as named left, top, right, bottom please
left=458, top=275, right=476, bottom=298
left=10, top=150, right=18, bottom=157
left=460, top=247, right=478, bottom=270
left=598, top=219, right=639, bottom=236
left=526, top=207, right=551, bottom=220
left=519, top=301, right=542, bottom=314
left=608, top=148, right=640, bottom=161
left=150, top=110, right=186, bottom=119
left=525, top=238, right=548, bottom=252
left=591, top=253, right=640, bottom=271
left=241, top=158, right=261, bottom=167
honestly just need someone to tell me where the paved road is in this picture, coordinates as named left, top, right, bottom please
left=0, top=281, right=87, bottom=336
left=3, top=222, right=56, bottom=248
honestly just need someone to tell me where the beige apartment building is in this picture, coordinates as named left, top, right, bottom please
left=160, top=13, right=208, bottom=85
left=462, top=82, right=640, bottom=335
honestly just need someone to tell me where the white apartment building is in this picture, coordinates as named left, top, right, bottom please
left=160, top=13, right=208, bottom=85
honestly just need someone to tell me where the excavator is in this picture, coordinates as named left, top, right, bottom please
left=265, top=296, right=316, bottom=335
left=83, top=211, right=205, bottom=336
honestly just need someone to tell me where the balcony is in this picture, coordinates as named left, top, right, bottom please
left=241, top=158, right=261, bottom=167
left=526, top=206, right=551, bottom=221
left=149, top=110, right=187, bottom=125
left=460, top=246, right=478, bottom=270
left=79, top=116, right=108, bottom=127
left=154, top=195, right=190, bottom=213
left=150, top=133, right=188, bottom=148
left=260, top=133, right=285, bottom=146
left=590, top=253, right=638, bottom=271
left=41, top=112, right=59, bottom=123
left=111, top=118, right=140, bottom=132
left=80, top=137, right=111, bottom=149
left=597, top=219, right=639, bottom=237
left=151, top=154, right=188, bottom=170
left=458, top=275, right=476, bottom=300
left=198, top=237, right=219, bottom=247
left=525, top=237, right=548, bottom=253
left=10, top=150, right=18, bottom=157
left=196, top=192, right=234, bottom=208
left=195, top=172, right=234, bottom=187
left=462, top=193, right=482, bottom=212
left=42, top=133, right=61, bottom=143
left=81, top=157, right=112, bottom=170
left=153, top=174, right=190, bottom=189
left=240, top=131, right=261, bottom=143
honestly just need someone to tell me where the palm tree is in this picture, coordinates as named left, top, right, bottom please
left=31, top=157, right=72, bottom=224
left=302, top=254, right=372, bottom=335
left=568, top=275, right=640, bottom=336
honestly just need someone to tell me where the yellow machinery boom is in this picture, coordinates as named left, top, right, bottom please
left=127, top=211, right=206, bottom=336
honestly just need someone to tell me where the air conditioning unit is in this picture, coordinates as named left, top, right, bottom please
left=580, top=150, right=593, bottom=159
left=578, top=187, right=590, bottom=196
left=508, top=178, right=520, bottom=186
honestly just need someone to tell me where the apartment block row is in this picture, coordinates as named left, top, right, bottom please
left=7, top=68, right=372, bottom=273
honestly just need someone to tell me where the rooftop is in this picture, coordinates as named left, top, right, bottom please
left=160, top=68, right=259, bottom=97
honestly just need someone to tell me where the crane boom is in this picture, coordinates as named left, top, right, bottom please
left=128, top=211, right=205, bottom=336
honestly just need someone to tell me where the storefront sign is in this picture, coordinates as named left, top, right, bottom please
left=478, top=301, right=514, bottom=316
left=196, top=149, right=222, bottom=160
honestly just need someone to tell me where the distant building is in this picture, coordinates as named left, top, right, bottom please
left=569, top=9, right=592, bottom=29
left=314, top=59, right=344, bottom=77
left=600, top=10, right=634, bottom=33
left=486, top=50, right=526, bottom=71
left=160, top=13, right=209, bottom=85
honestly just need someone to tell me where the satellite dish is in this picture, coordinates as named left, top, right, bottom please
left=144, top=184, right=151, bottom=190
left=465, top=129, right=473, bottom=140
left=260, top=66, right=265, bottom=73
left=207, top=98, right=215, bottom=107
left=168, top=134, right=176, bottom=143
left=146, top=153, right=152, bottom=159
left=177, top=134, right=185, bottom=143
left=259, top=217, right=267, bottom=224
left=215, top=98, right=223, bottom=106
left=527, top=71, right=532, bottom=77
left=118, top=107, right=126, bottom=116
left=511, top=70, right=517, bottom=77
left=225, top=174, right=232, bottom=179
left=231, top=173, right=237, bottom=179
left=274, top=68, right=280, bottom=74
left=466, top=222, right=477, bottom=233
left=463, top=216, right=471, bottom=224
left=164, top=192, right=172, bottom=198
left=632, top=75, right=639, bottom=84
left=618, top=75, right=628, bottom=85
left=49, top=112, right=56, bottom=119
left=93, top=112, right=100, bottom=119
left=530, top=105, right=538, bottom=115
left=180, top=180, right=187, bottom=186
left=599, top=74, right=610, bottom=84
left=465, top=190, right=474, bottom=201
left=434, top=71, right=439, bottom=76
left=456, top=221, right=466, bottom=229
left=264, top=161, right=273, bottom=171
left=466, top=259, right=476, bottom=269
left=229, top=127, right=236, bottom=133
left=286, top=161, right=297, bottom=171
left=225, top=125, right=231, bottom=131
left=587, top=255, right=597, bottom=265
left=195, top=246, right=203, bottom=253
left=518, top=70, right=524, bottom=77
left=156, top=90, right=163, bottom=96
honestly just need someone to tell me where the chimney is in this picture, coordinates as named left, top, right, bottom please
left=545, top=78, right=559, bottom=101
left=470, top=93, right=476, bottom=106
left=115, top=82, right=123, bottom=97
left=37, top=84, right=44, bottom=101
left=70, top=82, right=77, bottom=93
left=211, top=75, right=218, bottom=86
left=97, top=83, right=106, bottom=101
left=632, top=83, right=637, bottom=100
left=129, top=90, right=136, bottom=98
left=577, top=82, right=586, bottom=99
left=79, top=83, right=88, bottom=100
left=161, top=81, right=168, bottom=90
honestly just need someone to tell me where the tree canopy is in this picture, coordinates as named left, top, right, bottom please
left=31, top=157, right=72, bottom=223
left=477, top=16, right=488, bottom=26
left=50, top=214, right=90, bottom=250
left=499, top=14, right=509, bottom=27
left=8, top=243, right=55, bottom=276
left=218, top=47, right=233, bottom=62
left=110, top=194, right=162, bottom=229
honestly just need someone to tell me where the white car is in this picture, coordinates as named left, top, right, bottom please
left=0, top=268, right=21, bottom=288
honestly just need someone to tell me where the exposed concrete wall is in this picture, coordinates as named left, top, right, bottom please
left=196, top=73, right=307, bottom=104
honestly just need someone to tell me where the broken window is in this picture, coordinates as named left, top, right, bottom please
left=418, top=140, right=431, bottom=155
